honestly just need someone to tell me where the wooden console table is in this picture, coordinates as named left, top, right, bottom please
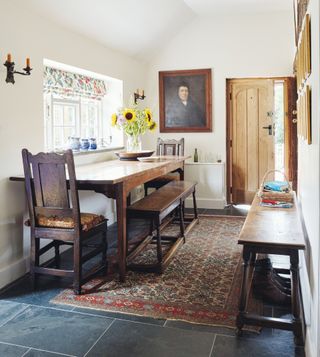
left=10, top=155, right=189, bottom=282
left=236, top=194, right=305, bottom=345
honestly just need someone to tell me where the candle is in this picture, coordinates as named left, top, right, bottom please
left=142, top=90, right=144, bottom=96
left=7, top=53, right=12, bottom=63
left=26, top=57, right=30, bottom=67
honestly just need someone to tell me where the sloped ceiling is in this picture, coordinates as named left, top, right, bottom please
left=22, top=0, right=292, bottom=61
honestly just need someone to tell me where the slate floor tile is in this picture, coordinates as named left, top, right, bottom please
left=0, top=342, right=29, bottom=357
left=24, top=349, right=76, bottom=356
left=0, top=275, right=74, bottom=311
left=73, top=306, right=165, bottom=326
left=0, top=300, right=28, bottom=326
left=0, top=305, right=113, bottom=356
left=164, top=319, right=235, bottom=336
left=211, top=334, right=304, bottom=357
left=86, top=319, right=214, bottom=357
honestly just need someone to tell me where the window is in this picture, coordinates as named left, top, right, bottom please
left=46, top=96, right=102, bottom=150
left=44, top=60, right=123, bottom=152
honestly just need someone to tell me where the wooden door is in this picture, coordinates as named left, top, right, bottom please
left=228, top=79, right=275, bottom=204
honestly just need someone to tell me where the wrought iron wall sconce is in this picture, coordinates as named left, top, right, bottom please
left=3, top=54, right=32, bottom=84
left=134, top=88, right=145, bottom=104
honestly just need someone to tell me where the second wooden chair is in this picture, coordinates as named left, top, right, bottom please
left=144, top=137, right=184, bottom=195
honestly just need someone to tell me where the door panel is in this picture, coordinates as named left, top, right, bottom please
left=229, top=79, right=275, bottom=204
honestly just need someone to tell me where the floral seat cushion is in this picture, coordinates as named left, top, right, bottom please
left=25, top=213, right=105, bottom=231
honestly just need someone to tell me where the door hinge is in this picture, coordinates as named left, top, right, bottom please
left=230, top=187, right=233, bottom=194
left=229, top=92, right=232, bottom=100
left=230, top=139, right=232, bottom=147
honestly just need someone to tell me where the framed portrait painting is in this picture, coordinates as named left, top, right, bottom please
left=159, top=68, right=212, bottom=133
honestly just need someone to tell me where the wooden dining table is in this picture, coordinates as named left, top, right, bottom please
left=10, top=155, right=189, bottom=282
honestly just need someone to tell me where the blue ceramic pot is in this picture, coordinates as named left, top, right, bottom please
left=69, top=137, right=81, bottom=151
left=80, top=138, right=90, bottom=150
left=89, top=138, right=97, bottom=150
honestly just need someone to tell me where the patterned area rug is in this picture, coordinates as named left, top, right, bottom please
left=52, top=216, right=261, bottom=329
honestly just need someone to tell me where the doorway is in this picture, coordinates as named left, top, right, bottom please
left=226, top=77, right=297, bottom=204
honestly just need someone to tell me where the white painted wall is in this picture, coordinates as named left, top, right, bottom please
left=143, top=11, right=295, bottom=154
left=0, top=2, right=146, bottom=288
left=297, top=1, right=320, bottom=356
left=142, top=11, right=295, bottom=204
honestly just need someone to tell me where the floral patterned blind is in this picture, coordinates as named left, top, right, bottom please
left=43, top=66, right=107, bottom=100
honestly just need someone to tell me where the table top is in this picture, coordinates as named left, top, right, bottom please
left=10, top=155, right=189, bottom=185
left=238, top=194, right=305, bottom=249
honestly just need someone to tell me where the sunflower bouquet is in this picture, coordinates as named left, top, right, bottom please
left=111, top=102, right=156, bottom=152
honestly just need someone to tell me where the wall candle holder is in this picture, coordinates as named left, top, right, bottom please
left=3, top=55, right=32, bottom=84
left=134, top=89, right=145, bottom=104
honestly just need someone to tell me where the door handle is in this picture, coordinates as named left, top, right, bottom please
left=262, top=125, right=272, bottom=135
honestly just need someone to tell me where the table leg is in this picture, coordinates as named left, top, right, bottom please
left=236, top=246, right=251, bottom=335
left=290, top=251, right=304, bottom=345
left=115, top=182, right=127, bottom=282
left=178, top=166, right=184, bottom=181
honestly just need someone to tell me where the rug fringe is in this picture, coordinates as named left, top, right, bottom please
left=51, top=299, right=260, bottom=334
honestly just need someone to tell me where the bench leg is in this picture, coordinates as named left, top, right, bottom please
left=192, top=190, right=198, bottom=220
left=290, top=251, right=304, bottom=345
left=156, top=224, right=162, bottom=264
left=236, top=246, right=251, bottom=335
left=179, top=202, right=185, bottom=242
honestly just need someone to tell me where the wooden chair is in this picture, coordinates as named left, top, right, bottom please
left=144, top=138, right=185, bottom=195
left=22, top=149, right=108, bottom=295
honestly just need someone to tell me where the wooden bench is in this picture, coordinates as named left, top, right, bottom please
left=127, top=180, right=198, bottom=273
left=236, top=193, right=305, bottom=345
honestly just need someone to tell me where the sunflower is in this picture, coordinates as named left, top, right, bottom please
left=123, top=108, right=136, bottom=122
left=111, top=113, right=117, bottom=126
left=149, top=121, right=157, bottom=132
left=144, top=108, right=153, bottom=126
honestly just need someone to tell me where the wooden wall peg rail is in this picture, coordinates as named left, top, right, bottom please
left=236, top=194, right=306, bottom=345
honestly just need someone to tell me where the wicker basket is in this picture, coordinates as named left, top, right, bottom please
left=257, top=170, right=293, bottom=203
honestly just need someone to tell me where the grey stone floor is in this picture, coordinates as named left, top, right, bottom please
left=0, top=206, right=305, bottom=357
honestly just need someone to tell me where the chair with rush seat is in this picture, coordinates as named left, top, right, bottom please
left=144, top=137, right=185, bottom=196
left=22, top=148, right=108, bottom=295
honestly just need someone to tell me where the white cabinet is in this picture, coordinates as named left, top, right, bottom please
left=184, top=162, right=226, bottom=209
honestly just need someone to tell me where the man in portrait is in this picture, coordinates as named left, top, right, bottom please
left=165, top=82, right=206, bottom=128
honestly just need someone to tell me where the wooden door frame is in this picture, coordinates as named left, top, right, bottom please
left=226, top=76, right=297, bottom=204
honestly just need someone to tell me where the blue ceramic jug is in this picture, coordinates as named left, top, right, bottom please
left=80, top=138, right=90, bottom=150
left=89, top=138, right=97, bottom=150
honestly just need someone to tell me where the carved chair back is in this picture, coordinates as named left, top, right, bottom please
left=22, top=149, right=81, bottom=234
left=156, top=138, right=184, bottom=156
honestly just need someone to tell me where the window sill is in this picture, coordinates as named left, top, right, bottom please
left=72, top=146, right=124, bottom=156
left=53, top=146, right=124, bottom=156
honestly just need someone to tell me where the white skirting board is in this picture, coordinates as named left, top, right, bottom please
left=0, top=256, right=29, bottom=290
left=185, top=197, right=226, bottom=209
